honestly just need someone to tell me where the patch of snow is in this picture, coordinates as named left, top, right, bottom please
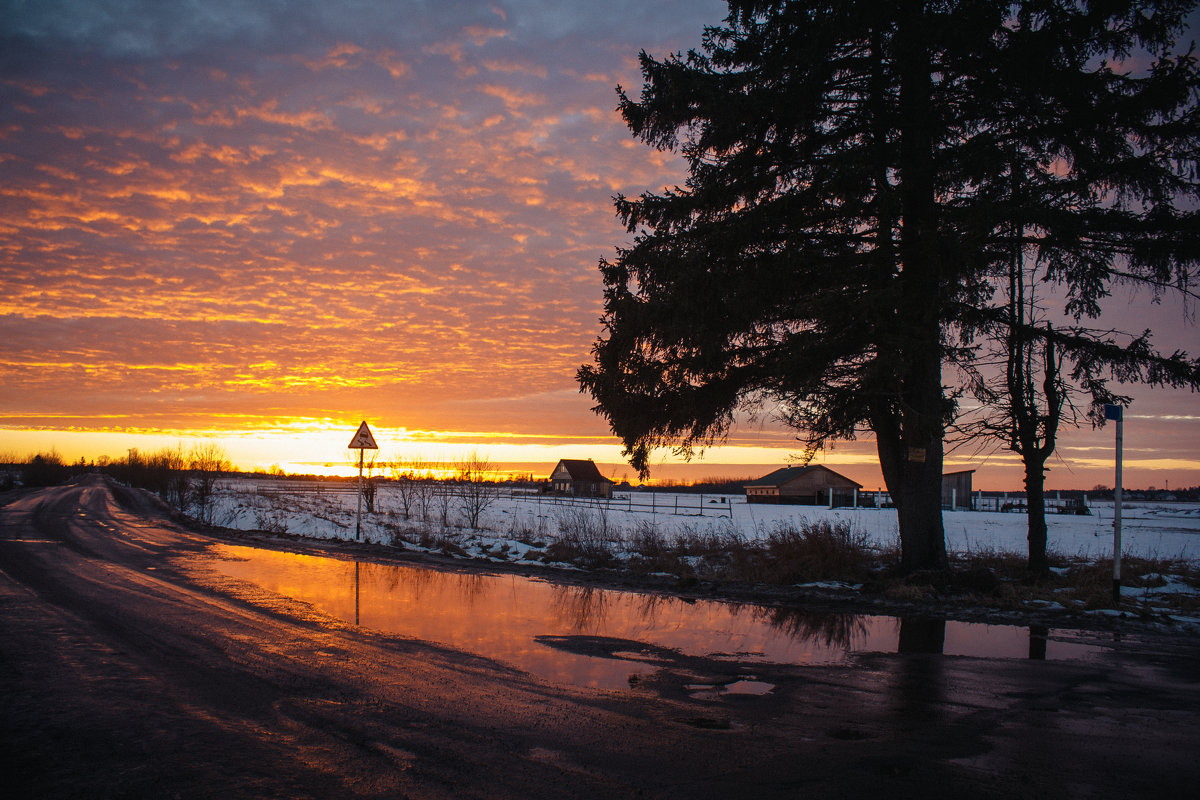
left=795, top=581, right=857, bottom=590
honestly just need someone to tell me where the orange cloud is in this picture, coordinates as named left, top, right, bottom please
left=2, top=2, right=1196, bottom=489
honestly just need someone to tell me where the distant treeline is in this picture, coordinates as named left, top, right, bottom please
left=622, top=477, right=758, bottom=494
left=4, top=451, right=1196, bottom=502
left=1, top=449, right=80, bottom=489
left=1085, top=486, right=1200, bottom=502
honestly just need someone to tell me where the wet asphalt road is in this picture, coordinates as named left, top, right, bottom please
left=3, top=476, right=1199, bottom=799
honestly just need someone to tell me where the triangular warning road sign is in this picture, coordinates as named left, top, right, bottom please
left=348, top=421, right=378, bottom=449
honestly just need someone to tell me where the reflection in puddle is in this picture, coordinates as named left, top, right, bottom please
left=209, top=544, right=1105, bottom=690
left=687, top=679, right=776, bottom=700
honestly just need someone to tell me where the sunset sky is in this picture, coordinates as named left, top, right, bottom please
left=2, top=0, right=1198, bottom=489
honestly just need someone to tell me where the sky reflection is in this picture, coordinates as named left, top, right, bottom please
left=208, top=544, right=1103, bottom=690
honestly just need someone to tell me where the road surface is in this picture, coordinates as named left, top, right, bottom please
left=3, top=476, right=1199, bottom=798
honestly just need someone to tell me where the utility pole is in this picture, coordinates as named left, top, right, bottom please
left=356, top=447, right=364, bottom=541
left=1105, top=404, right=1124, bottom=604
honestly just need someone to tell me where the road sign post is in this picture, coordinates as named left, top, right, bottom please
left=347, top=421, right=379, bottom=542
left=1104, top=404, right=1124, bottom=604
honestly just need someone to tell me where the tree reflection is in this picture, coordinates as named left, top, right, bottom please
left=549, top=585, right=610, bottom=632
left=631, top=592, right=671, bottom=628
left=451, top=572, right=490, bottom=605
left=754, top=607, right=867, bottom=649
left=1028, top=625, right=1048, bottom=660
left=897, top=617, right=946, bottom=654
left=890, top=617, right=947, bottom=723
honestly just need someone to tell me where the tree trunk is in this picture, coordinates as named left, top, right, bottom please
left=1024, top=452, right=1050, bottom=574
left=882, top=435, right=948, bottom=573
left=897, top=617, right=946, bottom=654
left=876, top=0, right=948, bottom=574
left=875, top=407, right=948, bottom=573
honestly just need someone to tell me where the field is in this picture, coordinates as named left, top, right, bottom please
left=212, top=478, right=1200, bottom=564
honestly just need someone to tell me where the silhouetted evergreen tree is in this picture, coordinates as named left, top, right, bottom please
left=579, top=0, right=1199, bottom=573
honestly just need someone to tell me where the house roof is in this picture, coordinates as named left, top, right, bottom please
left=743, top=465, right=862, bottom=489
left=552, top=459, right=612, bottom=483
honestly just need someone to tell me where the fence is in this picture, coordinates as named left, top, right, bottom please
left=499, top=488, right=736, bottom=519
left=255, top=480, right=360, bottom=496
left=973, top=493, right=1091, bottom=515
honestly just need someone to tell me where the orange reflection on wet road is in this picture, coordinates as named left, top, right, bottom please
left=209, top=544, right=1102, bottom=689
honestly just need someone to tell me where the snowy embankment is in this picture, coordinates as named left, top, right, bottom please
left=210, top=478, right=1200, bottom=564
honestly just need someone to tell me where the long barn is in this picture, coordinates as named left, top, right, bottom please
left=744, top=465, right=862, bottom=506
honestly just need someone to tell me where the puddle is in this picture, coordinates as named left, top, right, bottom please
left=209, top=544, right=1106, bottom=690
left=686, top=679, right=776, bottom=700
left=723, top=679, right=775, bottom=695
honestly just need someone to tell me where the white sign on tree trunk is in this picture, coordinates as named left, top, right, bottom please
left=348, top=421, right=378, bottom=450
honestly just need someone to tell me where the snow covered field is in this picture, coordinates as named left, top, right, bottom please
left=210, top=479, right=1200, bottom=564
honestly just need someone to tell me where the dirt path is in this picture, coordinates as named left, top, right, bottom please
left=3, top=476, right=1198, bottom=799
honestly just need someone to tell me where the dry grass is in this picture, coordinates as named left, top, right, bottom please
left=378, top=498, right=1198, bottom=617
left=759, top=521, right=875, bottom=583
left=1028, top=556, right=1200, bottom=615
left=886, top=549, right=1200, bottom=616
left=542, top=505, right=622, bottom=568
left=616, top=519, right=882, bottom=586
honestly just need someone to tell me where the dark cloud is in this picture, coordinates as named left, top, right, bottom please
left=2, top=0, right=488, bottom=58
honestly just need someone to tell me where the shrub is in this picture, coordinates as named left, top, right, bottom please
left=545, top=506, right=618, bottom=567
left=756, top=520, right=876, bottom=584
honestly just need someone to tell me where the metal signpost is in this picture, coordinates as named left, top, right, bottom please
left=1104, top=404, right=1123, bottom=604
left=348, top=421, right=379, bottom=541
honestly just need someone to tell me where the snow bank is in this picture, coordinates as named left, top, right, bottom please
left=210, top=479, right=1200, bottom=564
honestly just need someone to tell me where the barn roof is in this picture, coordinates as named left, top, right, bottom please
left=743, top=465, right=862, bottom=489
left=553, top=459, right=612, bottom=483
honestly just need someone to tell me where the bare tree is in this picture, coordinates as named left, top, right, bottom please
left=189, top=441, right=231, bottom=525
left=160, top=444, right=189, bottom=513
left=958, top=241, right=1069, bottom=574
left=435, top=480, right=454, bottom=528
left=388, top=454, right=420, bottom=520
left=454, top=451, right=500, bottom=530
left=346, top=448, right=380, bottom=513
left=413, top=463, right=439, bottom=524
left=388, top=455, right=443, bottom=523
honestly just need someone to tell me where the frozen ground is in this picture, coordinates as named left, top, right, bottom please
left=210, top=479, right=1200, bottom=564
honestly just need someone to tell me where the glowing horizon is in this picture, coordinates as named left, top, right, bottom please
left=5, top=412, right=1199, bottom=491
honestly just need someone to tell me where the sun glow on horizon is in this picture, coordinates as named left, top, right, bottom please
left=5, top=415, right=1200, bottom=490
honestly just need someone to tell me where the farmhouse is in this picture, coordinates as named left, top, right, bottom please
left=548, top=459, right=614, bottom=498
left=744, top=465, right=862, bottom=506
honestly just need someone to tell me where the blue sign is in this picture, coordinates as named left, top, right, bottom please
left=1103, top=404, right=1123, bottom=421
